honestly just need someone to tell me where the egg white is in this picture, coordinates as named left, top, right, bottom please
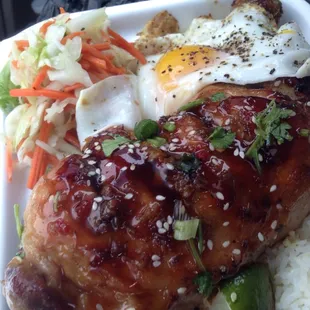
left=137, top=3, right=310, bottom=118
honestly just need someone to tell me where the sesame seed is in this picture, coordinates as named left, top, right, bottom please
left=96, top=304, right=103, bottom=310
left=160, top=146, right=167, bottom=151
left=189, top=130, right=196, bottom=135
left=88, top=160, right=96, bottom=165
left=128, top=144, right=135, bottom=149
left=80, top=164, right=84, bottom=169
left=142, top=146, right=148, bottom=151
left=177, top=287, right=187, bottom=294
left=95, top=168, right=101, bottom=174
left=87, top=180, right=91, bottom=186
left=234, top=148, right=239, bottom=156
left=158, top=228, right=167, bottom=234
left=106, top=162, right=112, bottom=167
left=220, top=265, right=227, bottom=272
left=130, top=164, right=136, bottom=171
left=121, top=166, right=128, bottom=171
left=239, top=151, right=245, bottom=159
left=231, top=292, right=237, bottom=303
left=153, top=261, right=161, bottom=267
left=82, top=154, right=90, bottom=159
left=156, top=220, right=163, bottom=228
left=151, top=255, right=160, bottom=261
left=207, top=240, right=213, bottom=250
left=223, top=221, right=230, bottom=227
left=134, top=142, right=140, bottom=147
left=225, top=119, right=231, bottom=125
left=156, top=195, right=166, bottom=201
left=163, top=222, right=169, bottom=230
left=166, top=163, right=174, bottom=170
left=95, top=146, right=101, bottom=151
left=172, top=138, right=179, bottom=143
left=216, top=192, right=225, bottom=200
left=276, top=203, right=282, bottom=210
left=85, top=149, right=92, bottom=154
left=223, top=241, right=230, bottom=248
left=88, top=171, right=96, bottom=176
left=92, top=201, right=98, bottom=211
left=169, top=146, right=177, bottom=151
left=209, top=143, right=215, bottom=151
left=252, top=116, right=256, bottom=123
left=99, top=175, right=106, bottom=182
left=258, top=232, right=265, bottom=242
left=94, top=197, right=103, bottom=203
left=271, top=220, right=278, bottom=230
left=258, top=154, right=263, bottom=162
left=167, top=216, right=173, bottom=225
left=223, top=203, right=230, bottom=211
left=125, top=193, right=133, bottom=200
left=119, top=145, right=127, bottom=150
left=127, top=308, right=136, bottom=310
left=270, top=185, right=277, bottom=192
left=128, top=148, right=134, bottom=154
left=232, top=249, right=241, bottom=255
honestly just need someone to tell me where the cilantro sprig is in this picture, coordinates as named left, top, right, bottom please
left=208, top=127, right=235, bottom=149
left=246, top=100, right=295, bottom=173
left=102, top=135, right=131, bottom=157
left=210, top=92, right=226, bottom=102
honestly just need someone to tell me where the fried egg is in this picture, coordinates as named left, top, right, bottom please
left=137, top=3, right=310, bottom=119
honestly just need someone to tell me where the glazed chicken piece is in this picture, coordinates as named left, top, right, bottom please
left=3, top=76, right=310, bottom=310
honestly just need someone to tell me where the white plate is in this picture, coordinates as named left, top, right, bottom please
left=1, top=0, right=310, bottom=308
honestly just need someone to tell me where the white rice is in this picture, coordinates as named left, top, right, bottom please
left=267, top=215, right=310, bottom=310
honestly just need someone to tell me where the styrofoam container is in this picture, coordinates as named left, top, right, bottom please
left=1, top=0, right=310, bottom=308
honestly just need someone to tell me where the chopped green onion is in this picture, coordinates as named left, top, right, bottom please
left=178, top=99, right=205, bottom=112
left=211, top=92, right=226, bottom=102
left=198, top=222, right=204, bottom=254
left=14, top=204, right=24, bottom=241
left=299, top=129, right=310, bottom=137
left=147, top=137, right=166, bottom=147
left=134, top=119, right=159, bottom=140
left=193, top=271, right=213, bottom=297
left=174, top=219, right=200, bottom=241
left=163, top=122, right=176, bottom=132
left=53, top=192, right=61, bottom=212
left=102, top=135, right=131, bottom=157
left=188, top=239, right=206, bottom=271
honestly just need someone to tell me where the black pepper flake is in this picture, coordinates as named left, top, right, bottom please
left=155, top=97, right=158, bottom=102
left=270, top=68, right=276, bottom=75
left=161, top=70, right=166, bottom=74
left=273, top=50, right=278, bottom=55
left=172, top=94, right=176, bottom=98
left=224, top=74, right=230, bottom=78
left=294, top=60, right=299, bottom=65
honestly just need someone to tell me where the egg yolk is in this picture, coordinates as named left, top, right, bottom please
left=155, top=45, right=222, bottom=91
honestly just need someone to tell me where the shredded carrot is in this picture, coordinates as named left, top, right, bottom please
left=61, top=31, right=85, bottom=45
left=32, top=66, right=51, bottom=89
left=92, top=43, right=111, bottom=50
left=65, top=130, right=80, bottom=149
left=47, top=153, right=59, bottom=166
left=80, top=59, right=91, bottom=70
left=27, top=120, right=53, bottom=189
left=108, top=28, right=147, bottom=65
left=82, top=43, right=109, bottom=60
left=59, top=7, right=66, bottom=14
left=39, top=20, right=55, bottom=35
left=63, top=83, right=84, bottom=93
left=11, top=60, right=19, bottom=69
left=15, top=40, right=29, bottom=51
left=6, top=139, right=13, bottom=183
left=10, top=88, right=75, bottom=100
left=82, top=54, right=107, bottom=70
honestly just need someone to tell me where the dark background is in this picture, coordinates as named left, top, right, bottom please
left=1, top=0, right=310, bottom=40
left=0, top=0, right=145, bottom=40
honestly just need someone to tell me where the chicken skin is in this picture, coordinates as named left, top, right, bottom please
left=3, top=76, right=310, bottom=310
